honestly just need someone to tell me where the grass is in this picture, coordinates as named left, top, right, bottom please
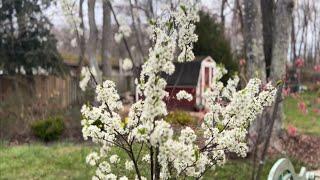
left=0, top=142, right=95, bottom=180
left=283, top=91, right=320, bottom=136
left=0, top=142, right=307, bottom=180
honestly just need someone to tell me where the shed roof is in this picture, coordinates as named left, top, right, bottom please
left=162, top=56, right=206, bottom=87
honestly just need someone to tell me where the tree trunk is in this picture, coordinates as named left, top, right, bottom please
left=291, top=14, right=297, bottom=61
left=220, top=0, right=227, bottom=30
left=77, top=0, right=86, bottom=73
left=270, top=0, right=294, bottom=136
left=230, top=0, right=245, bottom=60
left=261, top=0, right=274, bottom=78
left=87, top=0, right=101, bottom=83
left=130, top=0, right=145, bottom=64
left=243, top=0, right=266, bottom=81
left=101, top=0, right=113, bottom=77
left=243, top=0, right=267, bottom=142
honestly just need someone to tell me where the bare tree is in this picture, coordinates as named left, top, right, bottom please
left=78, top=0, right=86, bottom=72
left=230, top=0, right=246, bottom=62
left=88, top=0, right=101, bottom=82
left=243, top=0, right=266, bottom=81
left=270, top=0, right=294, bottom=136
left=291, top=13, right=297, bottom=61
left=220, top=0, right=228, bottom=30
left=101, top=0, right=113, bottom=77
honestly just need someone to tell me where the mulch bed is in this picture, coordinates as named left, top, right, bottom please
left=280, top=134, right=320, bottom=168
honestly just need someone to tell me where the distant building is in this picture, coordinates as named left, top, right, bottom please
left=136, top=56, right=218, bottom=110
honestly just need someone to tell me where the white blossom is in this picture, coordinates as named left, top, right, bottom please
left=86, top=152, right=100, bottom=166
left=142, top=154, right=150, bottom=163
left=109, top=154, right=120, bottom=164
left=176, top=90, right=193, bottom=101
left=71, top=38, right=77, bottom=47
left=119, top=176, right=128, bottom=180
left=79, top=67, right=91, bottom=91
left=122, top=58, right=133, bottom=71
left=125, top=160, right=134, bottom=171
left=115, top=24, right=131, bottom=43
left=105, top=173, right=117, bottom=180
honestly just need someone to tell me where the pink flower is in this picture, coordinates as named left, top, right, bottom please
left=282, top=87, right=291, bottom=97
left=239, top=59, right=246, bottom=66
left=295, top=58, right=304, bottom=68
left=298, top=101, right=308, bottom=114
left=290, top=93, right=300, bottom=99
left=314, top=64, right=320, bottom=72
left=287, top=125, right=297, bottom=137
left=313, top=108, right=320, bottom=115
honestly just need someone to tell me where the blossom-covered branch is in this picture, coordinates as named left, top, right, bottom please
left=79, top=1, right=276, bottom=179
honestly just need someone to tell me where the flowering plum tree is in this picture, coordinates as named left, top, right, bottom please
left=79, top=1, right=277, bottom=179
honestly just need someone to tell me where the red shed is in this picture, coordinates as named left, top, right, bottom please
left=162, top=56, right=217, bottom=110
left=135, top=56, right=217, bottom=110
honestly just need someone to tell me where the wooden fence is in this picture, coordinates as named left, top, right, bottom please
left=0, top=75, right=81, bottom=108
left=0, top=74, right=133, bottom=108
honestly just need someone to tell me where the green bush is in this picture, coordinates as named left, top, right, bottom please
left=165, top=110, right=195, bottom=126
left=31, top=116, right=64, bottom=142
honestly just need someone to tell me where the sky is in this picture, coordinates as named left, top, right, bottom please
left=46, top=0, right=319, bottom=60
left=47, top=0, right=216, bottom=28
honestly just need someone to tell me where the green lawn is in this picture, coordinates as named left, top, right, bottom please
left=0, top=142, right=307, bottom=180
left=284, top=91, right=320, bottom=136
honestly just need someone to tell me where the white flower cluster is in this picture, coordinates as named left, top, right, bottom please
left=79, top=67, right=91, bottom=91
left=176, top=90, right=193, bottom=101
left=5, top=66, right=50, bottom=76
left=115, top=24, right=131, bottom=43
left=122, top=58, right=133, bottom=71
left=80, top=1, right=276, bottom=179
left=86, top=152, right=100, bottom=166
left=109, top=155, right=120, bottom=164
left=173, top=1, right=200, bottom=62
left=81, top=80, right=127, bottom=179
left=61, top=0, right=83, bottom=36
left=125, top=160, right=134, bottom=171
left=201, top=66, right=277, bottom=158
left=71, top=38, right=77, bottom=48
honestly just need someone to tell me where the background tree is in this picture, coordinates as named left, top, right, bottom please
left=246, top=0, right=294, bottom=179
left=261, top=0, right=274, bottom=78
left=269, top=0, right=294, bottom=136
left=0, top=0, right=65, bottom=75
left=101, top=0, right=112, bottom=77
left=243, top=0, right=266, bottom=81
left=60, top=0, right=86, bottom=73
left=194, top=11, right=237, bottom=79
left=78, top=0, right=86, bottom=71
left=87, top=0, right=101, bottom=82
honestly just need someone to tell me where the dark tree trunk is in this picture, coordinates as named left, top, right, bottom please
left=261, top=0, right=274, bottom=78
left=291, top=14, right=297, bottom=61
